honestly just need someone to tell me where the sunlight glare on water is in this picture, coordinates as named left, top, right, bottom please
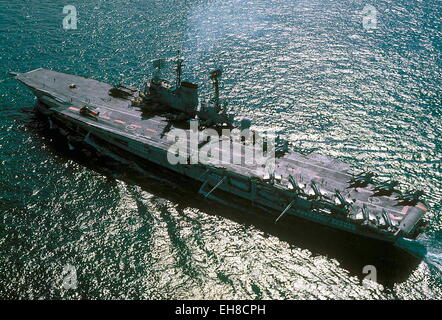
left=0, top=0, right=441, bottom=299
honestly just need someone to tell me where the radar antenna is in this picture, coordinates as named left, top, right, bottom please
left=152, top=58, right=166, bottom=81
left=176, top=51, right=183, bottom=88
left=210, top=68, right=222, bottom=113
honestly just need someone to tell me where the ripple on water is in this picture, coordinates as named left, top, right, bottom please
left=0, top=0, right=441, bottom=299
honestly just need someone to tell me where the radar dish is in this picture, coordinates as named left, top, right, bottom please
left=210, top=68, right=223, bottom=80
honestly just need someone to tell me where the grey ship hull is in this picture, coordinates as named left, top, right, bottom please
left=13, top=68, right=428, bottom=245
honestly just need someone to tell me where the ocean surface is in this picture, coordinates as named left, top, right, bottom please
left=0, top=0, right=441, bottom=299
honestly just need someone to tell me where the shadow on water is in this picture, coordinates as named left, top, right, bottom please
left=24, top=108, right=423, bottom=289
left=198, top=197, right=422, bottom=289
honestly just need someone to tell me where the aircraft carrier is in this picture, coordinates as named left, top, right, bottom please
left=10, top=56, right=429, bottom=245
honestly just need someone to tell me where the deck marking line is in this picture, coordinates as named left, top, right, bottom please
left=401, top=206, right=409, bottom=215
left=389, top=213, right=403, bottom=220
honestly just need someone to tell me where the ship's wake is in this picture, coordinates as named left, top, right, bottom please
left=395, top=235, right=442, bottom=273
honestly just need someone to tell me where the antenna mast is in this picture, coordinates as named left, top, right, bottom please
left=210, top=69, right=222, bottom=113
left=152, top=58, right=166, bottom=81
